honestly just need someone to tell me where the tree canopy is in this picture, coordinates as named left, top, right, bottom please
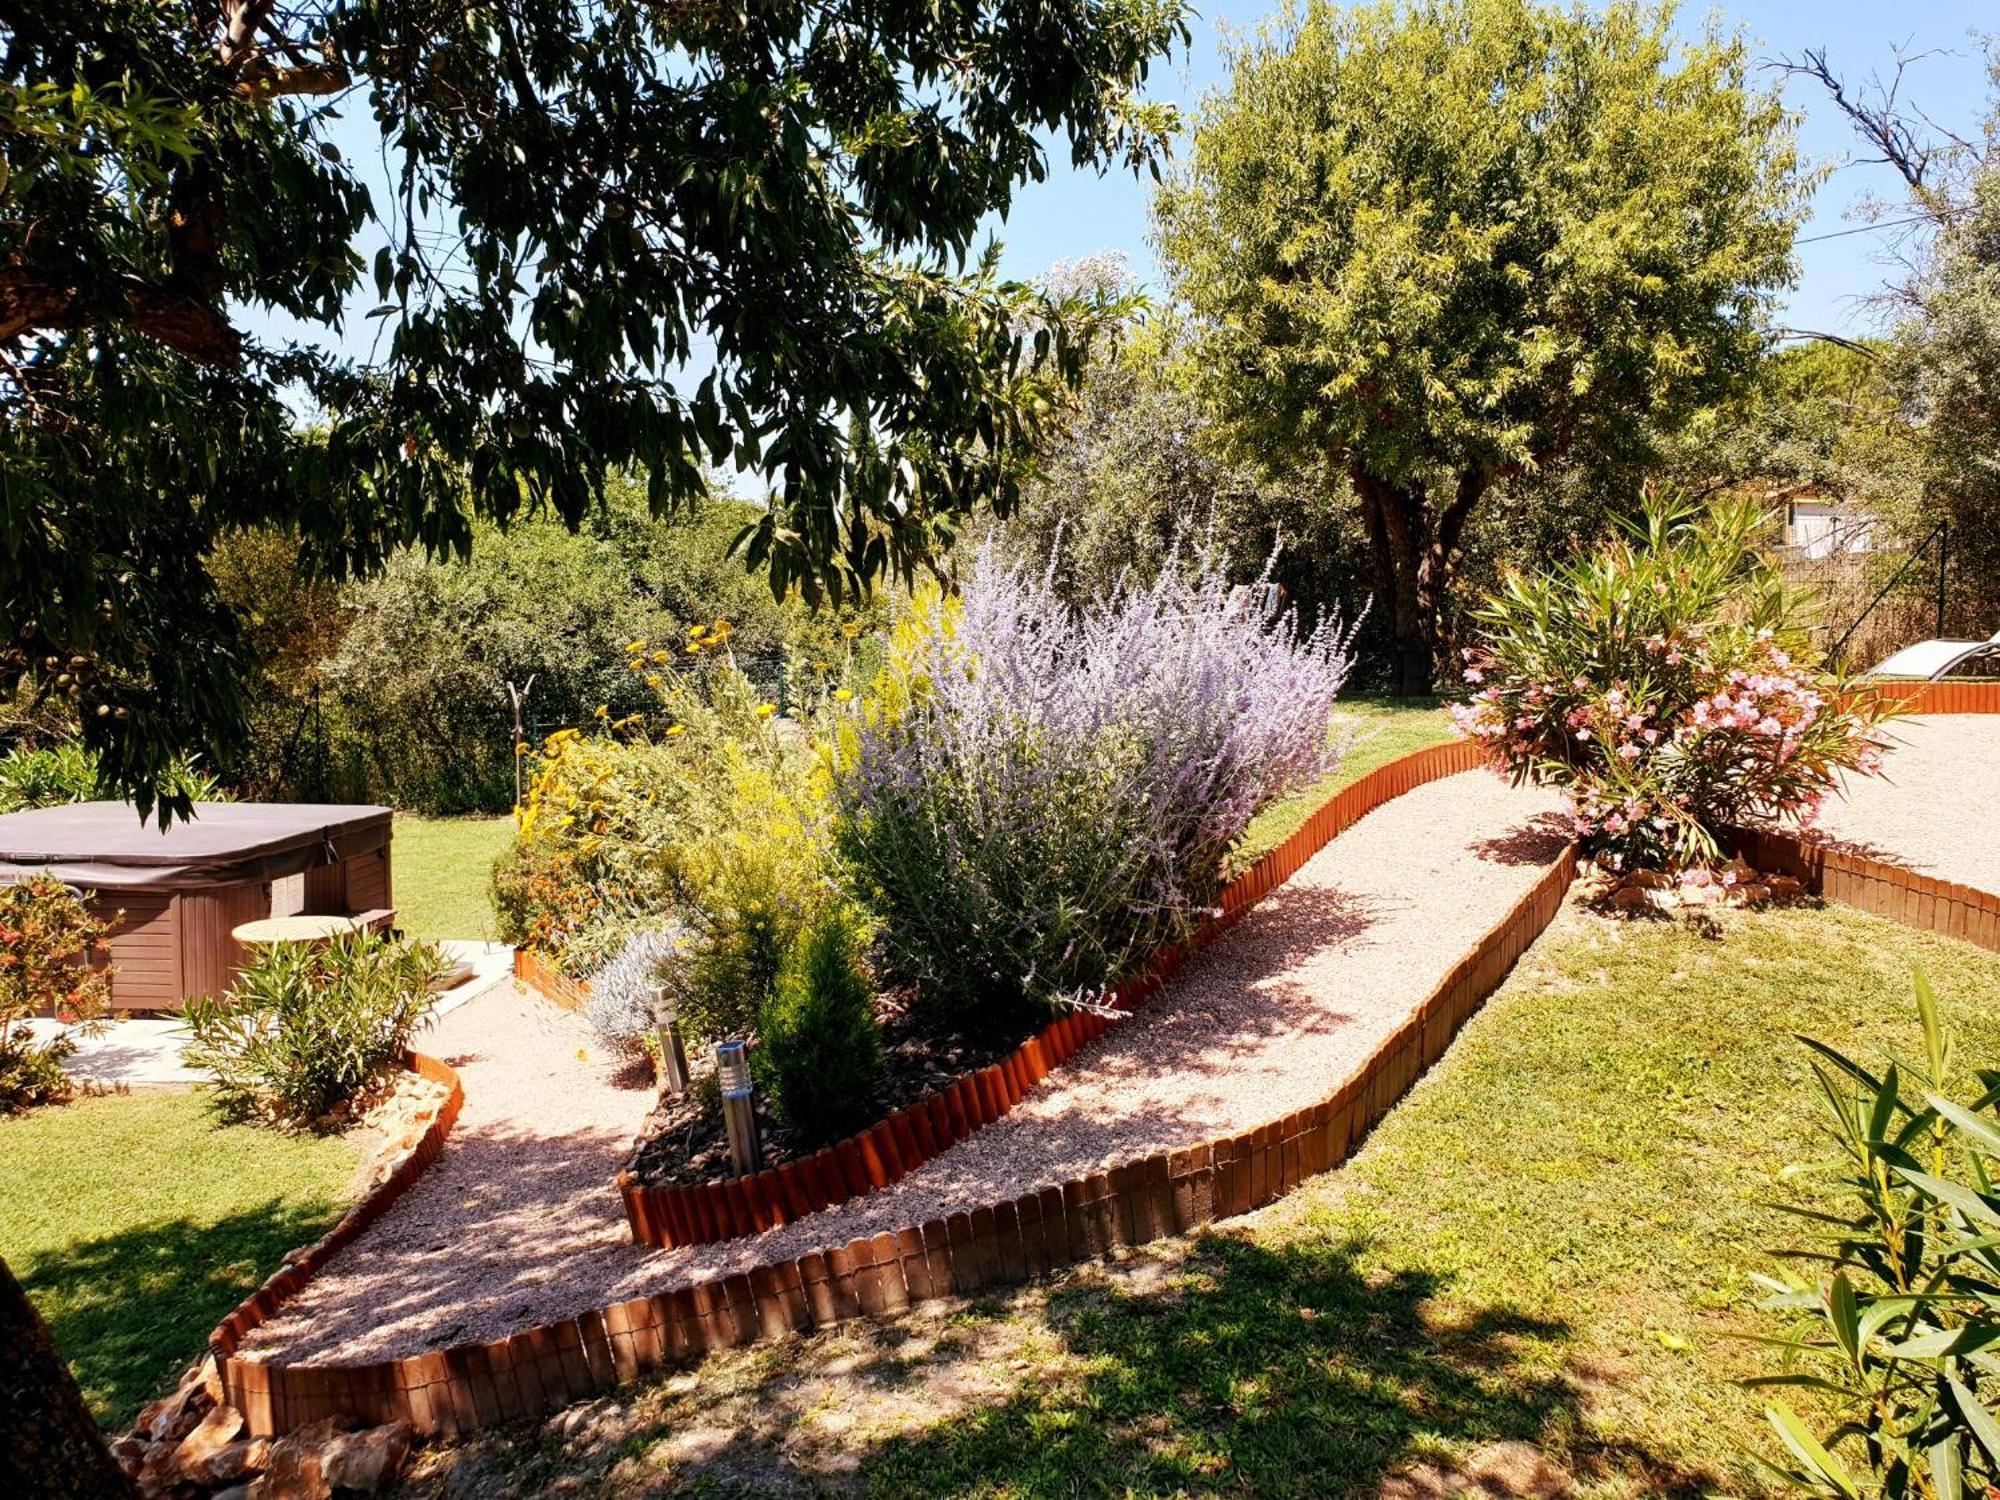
left=1, top=0, right=1184, bottom=814
left=1155, top=0, right=1803, bottom=692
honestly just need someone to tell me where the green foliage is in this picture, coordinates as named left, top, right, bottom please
left=1456, top=493, right=1896, bottom=869
left=0, top=876, right=114, bottom=1113
left=1892, top=156, right=2000, bottom=634
left=753, top=906, right=881, bottom=1148
left=0, top=739, right=221, bottom=815
left=180, top=932, right=445, bottom=1129
left=1747, top=973, right=2000, bottom=1499
left=4, top=0, right=1184, bottom=815
left=1156, top=0, right=1803, bottom=690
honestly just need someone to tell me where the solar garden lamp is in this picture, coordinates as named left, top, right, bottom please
left=650, top=984, right=690, bottom=1097
left=715, top=1038, right=763, bottom=1176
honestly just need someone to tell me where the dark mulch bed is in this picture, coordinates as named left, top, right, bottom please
left=623, top=989, right=1036, bottom=1188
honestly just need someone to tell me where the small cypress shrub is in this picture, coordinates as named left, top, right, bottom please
left=753, top=907, right=880, bottom=1147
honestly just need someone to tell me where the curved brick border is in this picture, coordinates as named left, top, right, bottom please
left=219, top=743, right=1579, bottom=1438
left=207, top=1051, right=464, bottom=1434
left=1731, top=679, right=2000, bottom=953
left=522, top=739, right=1495, bottom=1249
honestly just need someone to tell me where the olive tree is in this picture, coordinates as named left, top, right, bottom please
left=1, top=0, right=1184, bottom=815
left=1155, top=0, right=1803, bottom=692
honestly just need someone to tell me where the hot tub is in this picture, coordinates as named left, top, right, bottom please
left=0, top=802, right=393, bottom=1012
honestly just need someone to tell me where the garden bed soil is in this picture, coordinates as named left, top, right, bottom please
left=623, top=989, right=1043, bottom=1188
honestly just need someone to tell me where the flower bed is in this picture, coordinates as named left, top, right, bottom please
left=513, top=741, right=1500, bottom=1249
left=213, top=751, right=1579, bottom=1439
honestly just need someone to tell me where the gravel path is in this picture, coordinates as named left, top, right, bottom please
left=245, top=770, right=1565, bottom=1365
left=1815, top=714, right=2000, bottom=897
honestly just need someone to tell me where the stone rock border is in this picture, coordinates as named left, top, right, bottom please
left=209, top=742, right=1583, bottom=1438
left=518, top=740, right=1498, bottom=1249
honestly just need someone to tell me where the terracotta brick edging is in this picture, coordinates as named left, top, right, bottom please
left=227, top=740, right=1580, bottom=1439
left=517, top=739, right=1497, bottom=1250
left=206, top=1051, right=464, bottom=1436
left=1732, top=683, right=2000, bottom=953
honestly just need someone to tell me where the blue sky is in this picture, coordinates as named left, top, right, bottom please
left=982, top=0, right=1995, bottom=337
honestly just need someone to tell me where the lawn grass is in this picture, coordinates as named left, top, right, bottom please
left=401, top=899, right=2000, bottom=1499
left=0, top=1092, right=358, bottom=1427
left=392, top=812, right=514, bottom=942
left=1228, top=695, right=1453, bottom=876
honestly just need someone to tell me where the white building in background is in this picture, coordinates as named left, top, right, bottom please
left=1783, top=497, right=1878, bottom=559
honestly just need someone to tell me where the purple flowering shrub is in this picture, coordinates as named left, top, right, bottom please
left=836, top=540, right=1353, bottom=1021
left=1453, top=494, right=1896, bottom=872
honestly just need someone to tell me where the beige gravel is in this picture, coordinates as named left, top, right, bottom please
left=245, top=770, right=1565, bottom=1365
left=1815, top=714, right=2000, bottom=897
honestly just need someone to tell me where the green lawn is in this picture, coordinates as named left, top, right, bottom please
left=1229, top=695, right=1453, bottom=876
left=399, top=900, right=2000, bottom=1499
left=392, top=813, right=514, bottom=942
left=0, top=1092, right=358, bottom=1427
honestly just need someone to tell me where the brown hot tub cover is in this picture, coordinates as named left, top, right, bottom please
left=0, top=802, right=392, bottom=891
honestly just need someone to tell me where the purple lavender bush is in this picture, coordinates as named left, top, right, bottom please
left=836, top=539, right=1353, bottom=1025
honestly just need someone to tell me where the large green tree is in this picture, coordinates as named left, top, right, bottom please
left=0, top=0, right=1183, bottom=814
left=1155, top=0, right=1803, bottom=692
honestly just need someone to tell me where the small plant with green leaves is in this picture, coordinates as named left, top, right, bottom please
left=182, top=931, right=446, bottom=1129
left=1745, top=972, right=2000, bottom=1498
left=753, top=906, right=881, bottom=1148
left=0, top=876, right=114, bottom=1112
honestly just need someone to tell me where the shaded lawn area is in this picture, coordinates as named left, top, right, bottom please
left=0, top=1091, right=358, bottom=1427
left=1228, top=695, right=1453, bottom=877
left=393, top=812, right=513, bottom=942
left=401, top=899, right=2000, bottom=1499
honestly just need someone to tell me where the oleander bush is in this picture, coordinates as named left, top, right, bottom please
left=182, top=931, right=446, bottom=1129
left=1453, top=493, right=1896, bottom=871
left=753, top=904, right=881, bottom=1147
left=0, top=875, right=114, bottom=1113
left=835, top=538, right=1354, bottom=1023
left=1746, top=974, right=2000, bottom=1498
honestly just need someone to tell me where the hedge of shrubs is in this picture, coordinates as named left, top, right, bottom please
left=493, top=541, right=1354, bottom=1151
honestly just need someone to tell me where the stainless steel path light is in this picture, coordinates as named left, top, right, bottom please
left=651, top=984, right=690, bottom=1096
left=715, top=1039, right=763, bottom=1175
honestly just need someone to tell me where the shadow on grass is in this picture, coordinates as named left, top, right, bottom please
left=18, top=1197, right=343, bottom=1428
left=418, top=1228, right=1722, bottom=1499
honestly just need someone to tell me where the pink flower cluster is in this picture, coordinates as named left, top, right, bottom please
left=1453, top=634, right=1889, bottom=869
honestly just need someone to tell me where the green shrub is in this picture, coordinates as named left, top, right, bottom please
left=753, top=907, right=880, bottom=1147
left=0, top=875, right=114, bottom=1113
left=1745, top=972, right=2000, bottom=1497
left=0, top=739, right=221, bottom=814
left=181, top=932, right=445, bottom=1129
left=1455, top=493, right=1898, bottom=871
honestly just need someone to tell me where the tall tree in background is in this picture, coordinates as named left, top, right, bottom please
left=0, top=0, right=1184, bottom=814
left=1156, top=0, right=1803, bottom=693
left=1784, top=42, right=2000, bottom=634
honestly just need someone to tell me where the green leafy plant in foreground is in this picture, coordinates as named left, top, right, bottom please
left=1747, top=973, right=2000, bottom=1498
left=181, top=932, right=445, bottom=1129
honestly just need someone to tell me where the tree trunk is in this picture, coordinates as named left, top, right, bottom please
left=0, top=1253, right=135, bottom=1498
left=1353, top=467, right=1491, bottom=696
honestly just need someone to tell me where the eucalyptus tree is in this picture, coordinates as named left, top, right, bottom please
left=0, top=0, right=1184, bottom=814
left=1156, top=0, right=1803, bottom=692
